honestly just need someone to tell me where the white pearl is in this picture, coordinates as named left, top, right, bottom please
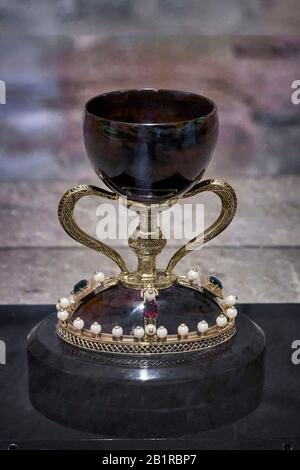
left=73, top=317, right=84, bottom=330
left=227, top=307, right=238, bottom=319
left=144, top=289, right=156, bottom=302
left=93, top=271, right=105, bottom=284
left=59, top=297, right=71, bottom=309
left=177, top=323, right=189, bottom=336
left=197, top=320, right=209, bottom=334
left=156, top=326, right=168, bottom=339
left=187, top=268, right=199, bottom=282
left=112, top=325, right=123, bottom=338
left=90, top=322, right=102, bottom=335
left=224, top=295, right=237, bottom=307
left=56, top=302, right=61, bottom=311
left=133, top=326, right=145, bottom=339
left=216, top=315, right=227, bottom=327
left=57, top=310, right=69, bottom=321
left=145, top=324, right=156, bottom=336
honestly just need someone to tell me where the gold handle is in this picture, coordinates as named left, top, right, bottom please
left=58, top=184, right=128, bottom=273
left=166, top=179, right=237, bottom=272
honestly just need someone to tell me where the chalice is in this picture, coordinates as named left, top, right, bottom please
left=28, top=89, right=265, bottom=437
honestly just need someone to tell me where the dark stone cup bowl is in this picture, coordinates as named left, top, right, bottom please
left=84, top=89, right=218, bottom=202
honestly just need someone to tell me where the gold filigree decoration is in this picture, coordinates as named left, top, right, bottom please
left=57, top=323, right=236, bottom=355
left=56, top=274, right=236, bottom=355
left=58, top=184, right=128, bottom=273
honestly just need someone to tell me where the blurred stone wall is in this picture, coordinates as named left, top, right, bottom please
left=0, top=1, right=300, bottom=303
left=1, top=0, right=300, bottom=36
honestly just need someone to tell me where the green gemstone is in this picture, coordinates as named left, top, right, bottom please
left=209, top=276, right=223, bottom=289
left=73, top=279, right=88, bottom=294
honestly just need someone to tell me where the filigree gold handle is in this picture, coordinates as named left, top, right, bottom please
left=58, top=184, right=128, bottom=273
left=166, top=179, right=237, bottom=272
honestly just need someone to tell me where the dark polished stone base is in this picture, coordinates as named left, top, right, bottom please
left=27, top=312, right=265, bottom=438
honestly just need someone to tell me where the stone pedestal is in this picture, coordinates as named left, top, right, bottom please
left=27, top=312, right=265, bottom=438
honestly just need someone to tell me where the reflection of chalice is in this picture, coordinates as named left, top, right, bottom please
left=28, top=90, right=265, bottom=437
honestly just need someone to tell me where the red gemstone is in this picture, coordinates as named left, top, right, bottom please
left=143, top=301, right=158, bottom=319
